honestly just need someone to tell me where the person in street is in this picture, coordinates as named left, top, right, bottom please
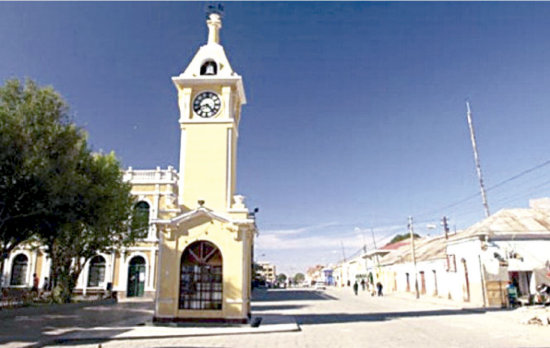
left=376, top=281, right=383, bottom=296
left=31, top=273, right=39, bottom=293
left=507, top=280, right=518, bottom=307
left=353, top=281, right=359, bottom=295
left=43, top=277, right=50, bottom=292
left=360, top=279, right=366, bottom=291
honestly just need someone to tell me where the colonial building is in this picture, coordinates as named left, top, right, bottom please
left=256, top=261, right=277, bottom=284
left=3, top=12, right=257, bottom=322
left=350, top=198, right=550, bottom=307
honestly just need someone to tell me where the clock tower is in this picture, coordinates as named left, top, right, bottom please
left=153, top=12, right=256, bottom=323
left=173, top=12, right=246, bottom=213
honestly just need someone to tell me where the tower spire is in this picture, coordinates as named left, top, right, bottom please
left=206, top=12, right=222, bottom=45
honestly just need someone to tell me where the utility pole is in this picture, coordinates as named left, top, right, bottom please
left=441, top=216, right=450, bottom=240
left=466, top=101, right=491, bottom=218
left=371, top=228, right=380, bottom=271
left=408, top=216, right=420, bottom=299
left=340, top=240, right=347, bottom=262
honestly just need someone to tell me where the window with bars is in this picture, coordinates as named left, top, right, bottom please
left=179, top=241, right=223, bottom=310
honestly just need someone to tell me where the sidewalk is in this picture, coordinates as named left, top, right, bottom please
left=322, top=285, right=547, bottom=326
left=50, top=289, right=300, bottom=345
left=1, top=296, right=299, bottom=347
left=55, top=314, right=299, bottom=343
left=325, top=285, right=481, bottom=310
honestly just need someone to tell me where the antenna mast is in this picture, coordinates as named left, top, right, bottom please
left=466, top=101, right=491, bottom=218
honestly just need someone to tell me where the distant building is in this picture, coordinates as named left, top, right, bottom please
left=327, top=198, right=550, bottom=307
left=374, top=198, right=550, bottom=307
left=306, top=265, right=325, bottom=285
left=257, top=261, right=277, bottom=284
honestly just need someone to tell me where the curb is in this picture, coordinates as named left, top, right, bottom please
left=52, top=314, right=300, bottom=343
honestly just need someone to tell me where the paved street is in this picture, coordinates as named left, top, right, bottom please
left=2, top=288, right=549, bottom=348
left=0, top=299, right=153, bottom=348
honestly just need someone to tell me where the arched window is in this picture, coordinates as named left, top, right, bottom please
left=87, top=256, right=106, bottom=287
left=179, top=241, right=223, bottom=310
left=133, top=201, right=150, bottom=238
left=200, top=60, right=217, bottom=76
left=10, top=254, right=28, bottom=286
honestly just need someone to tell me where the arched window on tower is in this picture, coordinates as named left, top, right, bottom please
left=179, top=241, right=223, bottom=310
left=132, top=201, right=150, bottom=238
left=10, top=254, right=28, bottom=286
left=87, top=255, right=106, bottom=287
left=200, top=60, right=217, bottom=76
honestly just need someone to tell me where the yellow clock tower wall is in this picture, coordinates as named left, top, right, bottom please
left=173, top=13, right=245, bottom=213
left=152, top=11, right=255, bottom=323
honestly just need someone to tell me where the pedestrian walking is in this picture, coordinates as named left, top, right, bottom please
left=507, top=281, right=518, bottom=307
left=43, top=277, right=50, bottom=292
left=376, top=281, right=383, bottom=296
left=353, top=281, right=359, bottom=296
left=360, top=279, right=366, bottom=291
left=31, top=273, right=39, bottom=293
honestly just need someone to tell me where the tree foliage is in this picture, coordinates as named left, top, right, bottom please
left=0, top=79, right=78, bottom=275
left=276, top=273, right=287, bottom=283
left=387, top=233, right=420, bottom=245
left=293, top=273, right=305, bottom=284
left=0, top=79, right=138, bottom=301
left=46, top=152, right=139, bottom=302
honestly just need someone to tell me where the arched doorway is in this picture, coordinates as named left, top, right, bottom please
left=127, top=256, right=146, bottom=297
left=179, top=241, right=223, bottom=310
left=10, top=254, right=28, bottom=286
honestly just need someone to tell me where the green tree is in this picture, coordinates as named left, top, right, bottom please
left=0, top=79, right=80, bottom=286
left=0, top=79, right=138, bottom=302
left=276, top=273, right=287, bottom=283
left=293, top=273, right=305, bottom=284
left=387, top=233, right=420, bottom=245
left=44, top=152, right=138, bottom=303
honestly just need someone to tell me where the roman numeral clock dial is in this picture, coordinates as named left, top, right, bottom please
left=193, top=91, right=222, bottom=118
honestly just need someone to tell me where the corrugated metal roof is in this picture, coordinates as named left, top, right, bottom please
left=380, top=235, right=447, bottom=265
left=450, top=207, right=550, bottom=240
left=379, top=205, right=550, bottom=266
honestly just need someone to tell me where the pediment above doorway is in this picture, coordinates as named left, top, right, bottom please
left=152, top=207, right=255, bottom=240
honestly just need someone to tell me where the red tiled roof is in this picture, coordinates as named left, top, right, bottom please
left=381, top=240, right=410, bottom=250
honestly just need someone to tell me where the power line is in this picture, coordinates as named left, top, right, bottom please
left=415, top=158, right=550, bottom=220
left=488, top=159, right=550, bottom=192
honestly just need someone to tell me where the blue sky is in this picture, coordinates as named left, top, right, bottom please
left=3, top=2, right=550, bottom=275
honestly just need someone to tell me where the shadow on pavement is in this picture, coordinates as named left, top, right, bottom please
left=296, top=308, right=489, bottom=325
left=0, top=300, right=153, bottom=347
left=251, top=304, right=307, bottom=311
left=253, top=289, right=337, bottom=302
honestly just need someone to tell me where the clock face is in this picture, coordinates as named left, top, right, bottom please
left=193, top=91, right=222, bottom=118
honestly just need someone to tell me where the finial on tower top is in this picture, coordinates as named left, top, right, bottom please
left=206, top=3, right=224, bottom=44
